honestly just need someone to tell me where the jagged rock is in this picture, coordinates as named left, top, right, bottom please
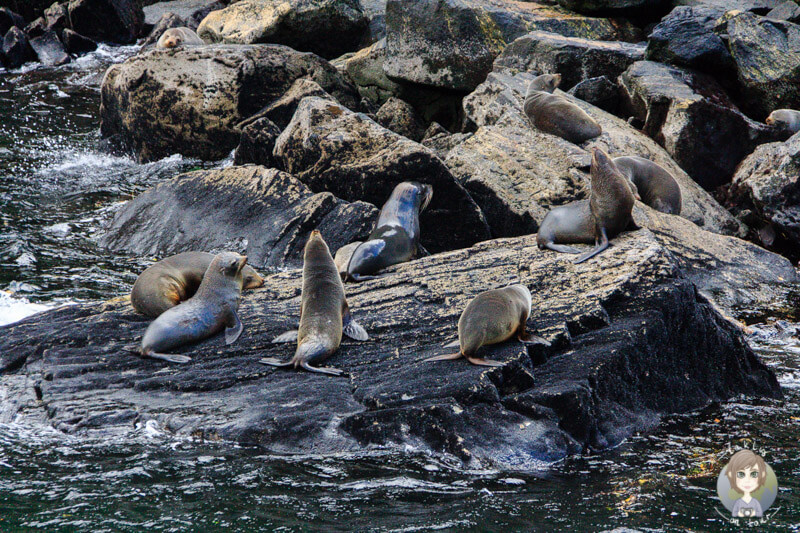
left=99, top=166, right=379, bottom=269
left=143, top=0, right=224, bottom=29
left=197, top=0, right=368, bottom=59
left=141, top=11, right=185, bottom=47
left=233, top=117, right=281, bottom=168
left=383, top=0, right=637, bottom=92
left=61, top=27, right=96, bottom=53
left=674, top=0, right=781, bottom=11
left=342, top=39, right=401, bottom=105
left=0, top=7, right=24, bottom=37
left=100, top=45, right=359, bottom=162
left=273, top=96, right=491, bottom=253
left=721, top=11, right=800, bottom=118
left=375, top=97, right=426, bottom=142
left=68, top=0, right=144, bottom=44
left=28, top=29, right=70, bottom=65
left=459, top=69, right=744, bottom=237
left=43, top=2, right=70, bottom=35
left=554, top=0, right=662, bottom=13
left=567, top=76, right=620, bottom=114
left=767, top=1, right=800, bottom=23
left=494, top=31, right=645, bottom=91
left=2, top=26, right=35, bottom=68
left=420, top=124, right=471, bottom=160
left=245, top=78, right=331, bottom=130
left=360, top=0, right=385, bottom=46
left=0, top=230, right=782, bottom=467
left=619, top=61, right=783, bottom=190
left=0, top=0, right=52, bottom=22
left=24, top=17, right=48, bottom=39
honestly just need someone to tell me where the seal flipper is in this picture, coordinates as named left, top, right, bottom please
left=544, top=242, right=582, bottom=254
left=259, top=357, right=294, bottom=368
left=142, top=350, right=192, bottom=364
left=424, top=352, right=461, bottom=362
left=442, top=339, right=460, bottom=348
left=518, top=333, right=551, bottom=346
left=350, top=273, right=382, bottom=281
left=466, top=356, right=504, bottom=367
left=273, top=330, right=299, bottom=343
left=225, top=309, right=243, bottom=345
left=574, top=227, right=609, bottom=264
left=301, top=361, right=346, bottom=376
left=342, top=302, right=368, bottom=341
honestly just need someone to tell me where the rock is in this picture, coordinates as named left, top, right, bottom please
left=554, top=0, right=662, bottom=13
left=375, top=97, right=426, bottom=142
left=768, top=1, right=800, bottom=23
left=459, top=69, right=744, bottom=237
left=233, top=117, right=281, bottom=168
left=359, top=0, right=385, bottom=46
left=421, top=131, right=472, bottom=160
left=567, top=76, right=620, bottom=115
left=0, top=230, right=781, bottom=467
left=273, top=96, right=491, bottom=253
left=619, top=61, right=783, bottom=190
left=61, top=27, right=96, bottom=53
left=383, top=0, right=637, bottom=92
left=342, top=39, right=401, bottom=105
left=24, top=17, right=48, bottom=39
left=2, top=26, right=35, bottom=68
left=141, top=11, right=185, bottom=47
left=674, top=0, right=781, bottom=12
left=197, top=0, right=368, bottom=59
left=721, top=11, right=800, bottom=118
left=646, top=5, right=736, bottom=79
left=99, top=166, right=379, bottom=269
left=67, top=0, right=144, bottom=44
left=0, top=0, right=52, bottom=22
left=494, top=31, right=645, bottom=91
left=243, top=78, right=332, bottom=130
left=28, top=29, right=70, bottom=66
left=0, top=8, right=24, bottom=37
left=143, top=0, right=224, bottom=28
left=100, top=45, right=359, bottom=162
left=43, top=2, right=70, bottom=36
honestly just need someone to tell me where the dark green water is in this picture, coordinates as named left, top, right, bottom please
left=0, top=49, right=798, bottom=532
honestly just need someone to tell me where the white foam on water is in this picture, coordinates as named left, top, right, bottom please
left=0, top=291, right=52, bottom=327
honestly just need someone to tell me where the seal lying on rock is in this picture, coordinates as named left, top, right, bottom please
left=157, top=27, right=205, bottom=48
left=261, top=230, right=368, bottom=376
left=345, top=181, right=433, bottom=282
left=524, top=73, right=602, bottom=145
left=765, top=109, right=800, bottom=133
left=131, top=251, right=263, bottom=318
left=537, top=147, right=636, bottom=264
left=425, top=284, right=549, bottom=367
left=138, top=252, right=248, bottom=364
left=613, top=156, right=682, bottom=215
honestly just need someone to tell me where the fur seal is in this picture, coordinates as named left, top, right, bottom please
left=537, top=147, right=636, bottom=263
left=334, top=241, right=362, bottom=279
left=425, top=284, right=549, bottom=367
left=524, top=73, right=602, bottom=144
left=613, top=156, right=682, bottom=215
left=765, top=109, right=800, bottom=133
left=131, top=251, right=263, bottom=318
left=260, top=230, right=368, bottom=376
left=345, top=181, right=433, bottom=282
left=139, top=252, right=247, bottom=364
left=157, top=27, right=205, bottom=49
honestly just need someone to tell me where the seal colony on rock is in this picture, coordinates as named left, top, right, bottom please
left=524, top=73, right=602, bottom=145
left=261, top=230, right=369, bottom=376
left=425, top=285, right=549, bottom=367
left=131, top=251, right=263, bottom=318
left=613, top=156, right=682, bottom=215
left=156, top=27, right=205, bottom=49
left=537, top=147, right=636, bottom=264
left=138, top=252, right=248, bottom=364
left=765, top=109, right=800, bottom=133
left=345, top=181, right=433, bottom=282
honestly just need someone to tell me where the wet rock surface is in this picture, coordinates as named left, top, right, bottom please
left=68, top=0, right=144, bottom=44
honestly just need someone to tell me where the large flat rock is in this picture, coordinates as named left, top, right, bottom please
left=0, top=230, right=781, bottom=469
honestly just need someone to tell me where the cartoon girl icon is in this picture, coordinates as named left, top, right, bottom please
left=725, top=450, right=767, bottom=517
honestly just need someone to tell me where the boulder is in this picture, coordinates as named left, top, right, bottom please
left=0, top=231, right=781, bottom=468
left=767, top=1, right=800, bottom=23
left=383, top=0, right=637, bottom=92
left=673, top=0, right=781, bottom=11
left=359, top=0, right=385, bottom=46
left=99, top=166, right=379, bottom=269
left=2, top=26, right=35, bottom=68
left=0, top=0, right=52, bottom=22
left=619, top=61, right=782, bottom=190
left=242, top=78, right=332, bottom=130
left=233, top=117, right=281, bottom=168
left=100, top=45, right=359, bottom=162
left=342, top=39, right=401, bottom=105
left=494, top=31, right=645, bottom=91
left=61, top=27, right=96, bottom=53
left=459, top=69, right=744, bottom=237
left=43, top=2, right=70, bottom=36
left=375, top=97, right=426, bottom=142
left=567, top=76, right=620, bottom=115
left=143, top=0, right=224, bottom=29
left=554, top=0, right=663, bottom=13
left=28, top=29, right=69, bottom=66
left=273, top=96, right=491, bottom=253
left=0, top=7, right=24, bottom=37
left=141, top=11, right=185, bottom=47
left=196, top=0, right=368, bottom=59
left=68, top=0, right=144, bottom=44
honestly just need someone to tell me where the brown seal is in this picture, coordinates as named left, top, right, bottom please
left=157, top=27, right=205, bottom=48
left=131, top=251, right=263, bottom=318
left=425, top=284, right=549, bottom=367
left=613, top=156, right=682, bottom=215
left=536, top=147, right=636, bottom=263
left=524, top=73, right=602, bottom=145
left=260, top=230, right=368, bottom=376
left=766, top=109, right=800, bottom=133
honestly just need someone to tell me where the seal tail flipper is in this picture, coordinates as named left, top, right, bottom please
left=442, top=339, right=460, bottom=348
left=544, top=243, right=582, bottom=254
left=142, top=350, right=192, bottom=364
left=259, top=357, right=294, bottom=368
left=574, top=228, right=609, bottom=264
left=424, top=352, right=462, bottom=362
left=466, top=357, right=504, bottom=367
left=350, top=273, right=382, bottom=282
left=272, top=330, right=299, bottom=343
left=301, top=361, right=346, bottom=376
left=342, top=301, right=369, bottom=341
left=518, top=332, right=551, bottom=347
left=225, top=309, right=243, bottom=345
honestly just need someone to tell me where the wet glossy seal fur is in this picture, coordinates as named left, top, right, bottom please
left=524, top=73, right=602, bottom=145
left=157, top=27, right=205, bottom=48
left=613, top=156, right=682, bottom=215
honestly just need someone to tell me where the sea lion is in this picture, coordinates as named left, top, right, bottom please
left=425, top=284, right=549, bottom=367
left=334, top=241, right=362, bottom=279
left=524, top=73, right=602, bottom=144
left=613, top=156, right=682, bottom=215
left=765, top=109, right=800, bottom=133
left=260, top=230, right=368, bottom=376
left=139, top=252, right=248, bottom=364
left=345, top=181, right=433, bottom=282
left=131, top=251, right=263, bottom=318
left=156, top=27, right=205, bottom=49
left=537, top=147, right=636, bottom=263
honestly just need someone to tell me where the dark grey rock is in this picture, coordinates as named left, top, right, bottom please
left=567, top=76, right=620, bottom=115
left=61, top=28, right=96, bottom=53
left=68, top=0, right=145, bottom=44
left=28, top=29, right=69, bottom=65
left=143, top=0, right=223, bottom=28
left=359, top=0, right=385, bottom=46
left=0, top=0, right=52, bottom=22
left=43, top=2, right=70, bottom=35
left=245, top=78, right=332, bottom=130
left=233, top=117, right=281, bottom=168
left=767, top=1, right=800, bottom=23
left=2, top=26, right=35, bottom=68
left=375, top=97, right=426, bottom=142
left=0, top=7, right=24, bottom=36
left=555, top=0, right=664, bottom=13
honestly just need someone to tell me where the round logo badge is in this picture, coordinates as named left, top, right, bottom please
left=717, top=449, right=778, bottom=518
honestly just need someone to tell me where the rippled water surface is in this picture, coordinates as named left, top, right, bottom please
left=0, top=48, right=798, bottom=532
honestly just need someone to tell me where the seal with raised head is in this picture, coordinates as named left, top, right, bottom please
left=766, top=109, right=800, bottom=133
left=537, top=147, right=636, bottom=263
left=157, top=27, right=205, bottom=48
left=131, top=251, right=263, bottom=318
left=524, top=73, right=602, bottom=145
left=138, top=252, right=248, bottom=364
left=260, top=230, right=368, bottom=376
left=345, top=181, right=433, bottom=282
left=613, top=156, right=682, bottom=215
left=425, top=284, right=549, bottom=367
